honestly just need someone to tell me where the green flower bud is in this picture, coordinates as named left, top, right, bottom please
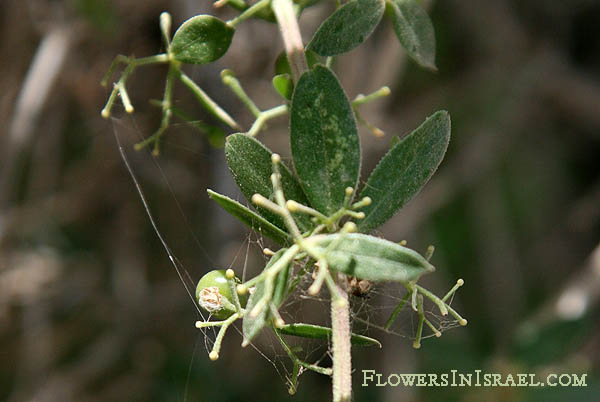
left=196, top=270, right=247, bottom=319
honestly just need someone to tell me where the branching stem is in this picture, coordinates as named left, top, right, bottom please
left=272, top=0, right=307, bottom=83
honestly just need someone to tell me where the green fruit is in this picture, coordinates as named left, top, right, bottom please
left=196, top=270, right=247, bottom=319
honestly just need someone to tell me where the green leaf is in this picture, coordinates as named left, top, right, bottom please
left=171, top=15, right=234, bottom=64
left=272, top=74, right=294, bottom=100
left=358, top=111, right=450, bottom=232
left=307, top=233, right=435, bottom=282
left=225, top=134, right=312, bottom=231
left=385, top=0, right=436, bottom=70
left=243, top=250, right=292, bottom=343
left=290, top=65, right=360, bottom=215
left=278, top=323, right=382, bottom=347
left=207, top=189, right=291, bottom=246
left=273, top=251, right=293, bottom=307
left=308, top=0, right=385, bottom=56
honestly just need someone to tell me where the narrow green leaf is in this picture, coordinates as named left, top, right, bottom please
left=308, top=0, right=385, bottom=56
left=272, top=74, right=294, bottom=100
left=278, top=323, right=382, bottom=347
left=273, top=251, right=293, bottom=307
left=243, top=281, right=269, bottom=344
left=290, top=65, right=360, bottom=215
left=225, top=134, right=312, bottom=231
left=207, top=189, right=290, bottom=246
left=243, top=250, right=291, bottom=343
left=307, top=233, right=435, bottom=282
left=385, top=0, right=436, bottom=70
left=171, top=15, right=234, bottom=64
left=358, top=111, right=450, bottom=232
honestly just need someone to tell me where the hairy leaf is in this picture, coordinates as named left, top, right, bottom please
left=207, top=190, right=291, bottom=246
left=243, top=249, right=292, bottom=343
left=358, top=111, right=450, bottom=232
left=278, top=323, right=382, bottom=347
left=307, top=233, right=435, bottom=282
left=385, top=0, right=436, bottom=70
left=291, top=65, right=360, bottom=215
left=171, top=15, right=234, bottom=64
left=225, top=133, right=312, bottom=231
left=308, top=0, right=385, bottom=56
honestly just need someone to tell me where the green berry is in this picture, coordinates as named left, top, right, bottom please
left=196, top=270, right=247, bottom=319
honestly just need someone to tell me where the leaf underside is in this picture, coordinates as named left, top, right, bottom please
left=278, top=323, right=382, bottom=347
left=290, top=65, right=361, bottom=216
left=207, top=189, right=291, bottom=246
left=225, top=133, right=312, bottom=232
left=386, top=0, right=436, bottom=70
left=308, top=0, right=385, bottom=56
left=243, top=250, right=292, bottom=343
left=309, top=233, right=435, bottom=282
left=358, top=111, right=450, bottom=233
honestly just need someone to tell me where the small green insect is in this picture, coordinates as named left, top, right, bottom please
left=196, top=269, right=248, bottom=319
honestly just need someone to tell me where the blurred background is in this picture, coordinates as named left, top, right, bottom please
left=1, top=0, right=599, bottom=401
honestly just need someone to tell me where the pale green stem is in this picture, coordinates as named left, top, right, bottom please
left=273, top=328, right=333, bottom=376
left=217, top=0, right=247, bottom=8
left=134, top=63, right=176, bottom=154
left=289, top=362, right=300, bottom=395
left=424, top=245, right=435, bottom=261
left=101, top=83, right=119, bottom=118
left=132, top=54, right=170, bottom=66
left=195, top=313, right=240, bottom=329
left=286, top=200, right=328, bottom=222
left=331, top=277, right=351, bottom=402
left=117, top=64, right=135, bottom=113
left=178, top=71, right=241, bottom=130
left=413, top=294, right=425, bottom=349
left=442, top=279, right=464, bottom=303
left=384, top=291, right=411, bottom=330
left=227, top=0, right=272, bottom=27
left=221, top=70, right=261, bottom=117
left=272, top=0, right=307, bottom=83
left=101, top=55, right=129, bottom=87
left=210, top=312, right=240, bottom=359
left=414, top=284, right=449, bottom=316
left=160, top=12, right=172, bottom=50
left=247, top=104, right=288, bottom=137
left=229, top=277, right=244, bottom=315
left=101, top=53, right=170, bottom=117
left=308, top=259, right=328, bottom=295
left=351, top=86, right=391, bottom=107
left=247, top=245, right=300, bottom=318
left=445, top=304, right=468, bottom=326
left=271, top=160, right=303, bottom=240
left=424, top=317, right=442, bottom=338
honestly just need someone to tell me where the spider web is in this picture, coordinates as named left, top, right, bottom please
left=109, top=113, right=463, bottom=396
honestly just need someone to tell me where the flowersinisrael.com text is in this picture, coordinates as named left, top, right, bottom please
left=362, top=369, right=587, bottom=388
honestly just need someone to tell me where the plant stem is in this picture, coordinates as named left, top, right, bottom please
left=272, top=0, right=307, bottom=83
left=331, top=276, right=352, bottom=402
left=227, top=0, right=271, bottom=27
left=177, top=70, right=241, bottom=130
left=247, top=104, right=288, bottom=136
